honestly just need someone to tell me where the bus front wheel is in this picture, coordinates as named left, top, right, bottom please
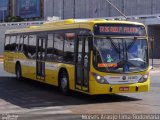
left=16, top=64, right=22, bottom=81
left=59, top=71, right=69, bottom=95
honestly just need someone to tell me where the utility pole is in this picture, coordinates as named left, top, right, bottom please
left=2, top=8, right=4, bottom=22
left=149, top=37, right=154, bottom=69
left=73, top=0, right=75, bottom=18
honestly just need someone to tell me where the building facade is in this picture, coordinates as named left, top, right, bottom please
left=44, top=0, right=160, bottom=19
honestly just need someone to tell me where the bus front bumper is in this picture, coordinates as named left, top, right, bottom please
left=89, top=79, right=150, bottom=95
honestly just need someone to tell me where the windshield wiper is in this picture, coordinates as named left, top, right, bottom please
left=124, top=40, right=129, bottom=72
left=125, top=40, right=128, bottom=62
left=122, top=39, right=125, bottom=72
left=124, top=38, right=140, bottom=70
left=127, top=37, right=137, bottom=51
left=118, top=42, right=121, bottom=59
left=109, top=38, right=120, bottom=54
left=109, top=38, right=123, bottom=61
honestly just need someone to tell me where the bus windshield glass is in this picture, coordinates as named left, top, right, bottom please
left=93, top=37, right=148, bottom=73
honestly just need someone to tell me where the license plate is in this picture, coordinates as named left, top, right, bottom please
left=119, top=87, right=129, bottom=91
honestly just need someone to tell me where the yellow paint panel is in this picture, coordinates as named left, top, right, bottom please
left=89, top=79, right=150, bottom=95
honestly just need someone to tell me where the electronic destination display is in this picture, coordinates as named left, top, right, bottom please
left=94, top=24, right=146, bottom=36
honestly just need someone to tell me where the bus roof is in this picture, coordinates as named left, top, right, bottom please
left=5, top=19, right=145, bottom=35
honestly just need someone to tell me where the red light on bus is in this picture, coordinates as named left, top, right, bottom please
left=123, top=27, right=137, bottom=33
left=65, top=33, right=75, bottom=39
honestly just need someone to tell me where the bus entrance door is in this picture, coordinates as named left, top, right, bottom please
left=75, top=36, right=90, bottom=92
left=36, top=38, right=46, bottom=81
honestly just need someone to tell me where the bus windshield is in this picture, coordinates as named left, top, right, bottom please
left=93, top=37, right=148, bottom=73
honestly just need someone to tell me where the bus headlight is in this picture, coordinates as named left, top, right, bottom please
left=91, top=72, right=109, bottom=84
left=138, top=73, right=149, bottom=83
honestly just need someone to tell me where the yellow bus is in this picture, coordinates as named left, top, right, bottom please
left=4, top=19, right=150, bottom=95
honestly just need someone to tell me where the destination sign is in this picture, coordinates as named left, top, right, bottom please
left=94, top=24, right=146, bottom=36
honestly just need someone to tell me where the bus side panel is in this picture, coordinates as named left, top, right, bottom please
left=21, top=60, right=36, bottom=80
left=45, top=63, right=75, bottom=89
left=45, top=62, right=59, bottom=86
left=4, top=52, right=11, bottom=73
left=17, top=53, right=35, bottom=79
left=64, top=64, right=75, bottom=90
left=4, top=52, right=18, bottom=74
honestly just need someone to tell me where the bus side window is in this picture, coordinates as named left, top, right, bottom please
left=10, top=36, right=16, bottom=51
left=16, top=36, right=20, bottom=51
left=28, top=35, right=36, bottom=59
left=19, top=35, right=23, bottom=52
left=5, top=36, right=10, bottom=51
left=64, top=33, right=75, bottom=63
left=46, top=34, right=54, bottom=61
left=23, top=35, right=28, bottom=56
left=54, top=33, right=64, bottom=62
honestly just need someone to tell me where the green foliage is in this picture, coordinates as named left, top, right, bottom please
left=4, top=16, right=42, bottom=22
left=5, top=16, right=24, bottom=22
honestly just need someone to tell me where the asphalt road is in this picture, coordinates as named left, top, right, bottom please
left=0, top=62, right=160, bottom=120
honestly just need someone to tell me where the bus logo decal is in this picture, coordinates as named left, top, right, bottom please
left=122, top=76, right=127, bottom=80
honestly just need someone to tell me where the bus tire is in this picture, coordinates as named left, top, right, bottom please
left=59, top=71, right=69, bottom=95
left=16, top=64, right=22, bottom=81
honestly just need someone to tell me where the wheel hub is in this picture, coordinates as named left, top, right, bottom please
left=61, top=77, right=67, bottom=90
